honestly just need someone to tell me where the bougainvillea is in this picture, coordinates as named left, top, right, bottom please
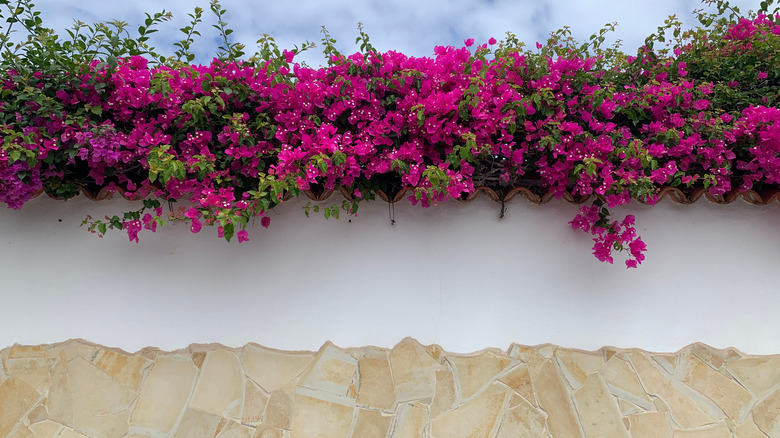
left=0, top=0, right=778, bottom=267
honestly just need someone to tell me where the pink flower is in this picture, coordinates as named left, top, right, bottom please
left=464, top=38, right=475, bottom=47
left=237, top=230, right=249, bottom=243
left=190, top=218, right=202, bottom=233
left=758, top=71, right=768, bottom=79
left=261, top=216, right=271, bottom=228
left=217, top=226, right=224, bottom=238
left=488, top=37, right=497, bottom=45
left=693, top=99, right=710, bottom=110
left=353, top=189, right=362, bottom=198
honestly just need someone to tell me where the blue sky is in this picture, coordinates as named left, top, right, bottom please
left=7, top=0, right=763, bottom=66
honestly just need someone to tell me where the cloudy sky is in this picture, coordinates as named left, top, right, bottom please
left=9, top=0, right=763, bottom=66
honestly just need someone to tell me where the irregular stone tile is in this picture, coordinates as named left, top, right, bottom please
left=390, top=402, right=427, bottom=438
left=389, top=338, right=441, bottom=403
left=190, top=348, right=243, bottom=418
left=352, top=408, right=391, bottom=438
left=430, top=382, right=510, bottom=438
left=498, top=364, right=536, bottom=406
left=356, top=353, right=395, bottom=411
left=8, top=425, right=34, bottom=438
left=242, top=379, right=269, bottom=427
left=537, top=345, right=554, bottom=359
left=753, top=387, right=780, bottom=438
left=264, top=390, right=294, bottom=430
left=430, top=369, right=457, bottom=418
left=191, top=351, right=207, bottom=369
left=690, top=344, right=727, bottom=370
left=172, top=408, right=221, bottom=438
left=46, top=359, right=73, bottom=427
left=299, top=343, right=357, bottom=399
left=241, top=344, right=314, bottom=394
left=253, top=425, right=284, bottom=438
left=88, top=348, right=151, bottom=391
left=0, top=377, right=41, bottom=437
left=673, top=422, right=732, bottom=438
left=426, top=345, right=445, bottom=363
left=29, top=420, right=89, bottom=438
left=652, top=354, right=678, bottom=375
left=679, top=353, right=751, bottom=420
left=736, top=414, right=771, bottom=438
left=6, top=358, right=55, bottom=394
left=290, top=393, right=354, bottom=438
left=555, top=350, right=604, bottom=390
left=603, top=348, right=618, bottom=362
left=129, top=356, right=198, bottom=436
left=573, top=374, right=629, bottom=438
left=599, top=355, right=654, bottom=411
left=449, top=350, right=513, bottom=400
left=66, top=357, right=135, bottom=438
left=495, top=393, right=545, bottom=438
left=725, top=356, right=780, bottom=398
left=617, top=398, right=643, bottom=416
left=627, top=412, right=672, bottom=438
left=9, top=345, right=46, bottom=359
left=27, top=404, right=47, bottom=424
left=532, top=360, right=585, bottom=438
left=507, top=344, right=535, bottom=362
left=215, top=420, right=255, bottom=438
left=626, top=352, right=713, bottom=429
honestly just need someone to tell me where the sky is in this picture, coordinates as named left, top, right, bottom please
left=5, top=0, right=764, bottom=66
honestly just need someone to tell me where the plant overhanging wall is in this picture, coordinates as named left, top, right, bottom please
left=0, top=0, right=778, bottom=267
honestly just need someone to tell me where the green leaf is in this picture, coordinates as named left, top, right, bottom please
left=223, top=222, right=234, bottom=242
left=98, top=223, right=107, bottom=235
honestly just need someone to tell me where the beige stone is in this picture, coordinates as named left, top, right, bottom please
left=573, top=374, right=629, bottom=438
left=290, top=393, right=355, bottom=438
left=532, top=360, right=585, bottom=438
left=673, top=422, right=732, bottom=438
left=190, top=348, right=243, bottom=418
left=736, top=414, right=772, bottom=438
left=8, top=345, right=46, bottom=359
left=652, top=354, right=678, bottom=375
left=390, top=402, right=427, bottom=438
left=753, top=387, right=780, bottom=438
left=0, top=377, right=40, bottom=437
left=430, top=383, right=510, bottom=438
left=508, top=344, right=536, bottom=362
left=627, top=412, right=672, bottom=438
left=253, top=425, right=284, bottom=438
left=6, top=358, right=55, bottom=394
left=242, top=344, right=314, bottom=393
left=65, top=357, right=136, bottom=438
left=29, top=420, right=89, bottom=438
left=617, top=399, right=643, bottom=416
left=265, top=390, right=294, bottom=430
left=690, top=344, right=728, bottom=370
left=242, top=379, right=269, bottom=427
left=46, top=359, right=73, bottom=427
left=27, top=404, right=47, bottom=425
left=298, top=343, right=357, bottom=399
left=8, top=426, right=34, bottom=438
left=555, top=349, right=604, bottom=390
left=352, top=408, right=392, bottom=438
left=356, top=355, right=395, bottom=411
left=626, top=352, right=713, bottom=429
left=89, top=348, right=151, bottom=391
left=172, top=408, right=221, bottom=438
left=130, top=356, right=198, bottom=436
left=726, top=356, right=780, bottom=398
left=599, top=355, right=654, bottom=410
left=499, top=364, right=536, bottom=406
left=495, top=394, right=546, bottom=438
left=215, top=420, right=256, bottom=438
left=680, top=353, right=751, bottom=420
left=430, top=370, right=457, bottom=418
left=389, top=338, right=440, bottom=402
left=449, top=350, right=513, bottom=400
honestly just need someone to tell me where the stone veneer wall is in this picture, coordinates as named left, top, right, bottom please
left=0, top=339, right=778, bottom=438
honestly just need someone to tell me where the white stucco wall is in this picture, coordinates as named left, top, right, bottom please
left=1, top=193, right=779, bottom=354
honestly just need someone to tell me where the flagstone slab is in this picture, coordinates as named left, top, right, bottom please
left=129, top=355, right=198, bottom=436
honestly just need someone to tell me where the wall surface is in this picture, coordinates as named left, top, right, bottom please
left=1, top=194, right=779, bottom=354
left=2, top=339, right=779, bottom=438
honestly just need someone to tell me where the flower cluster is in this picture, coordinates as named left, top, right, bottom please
left=1, top=4, right=779, bottom=268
